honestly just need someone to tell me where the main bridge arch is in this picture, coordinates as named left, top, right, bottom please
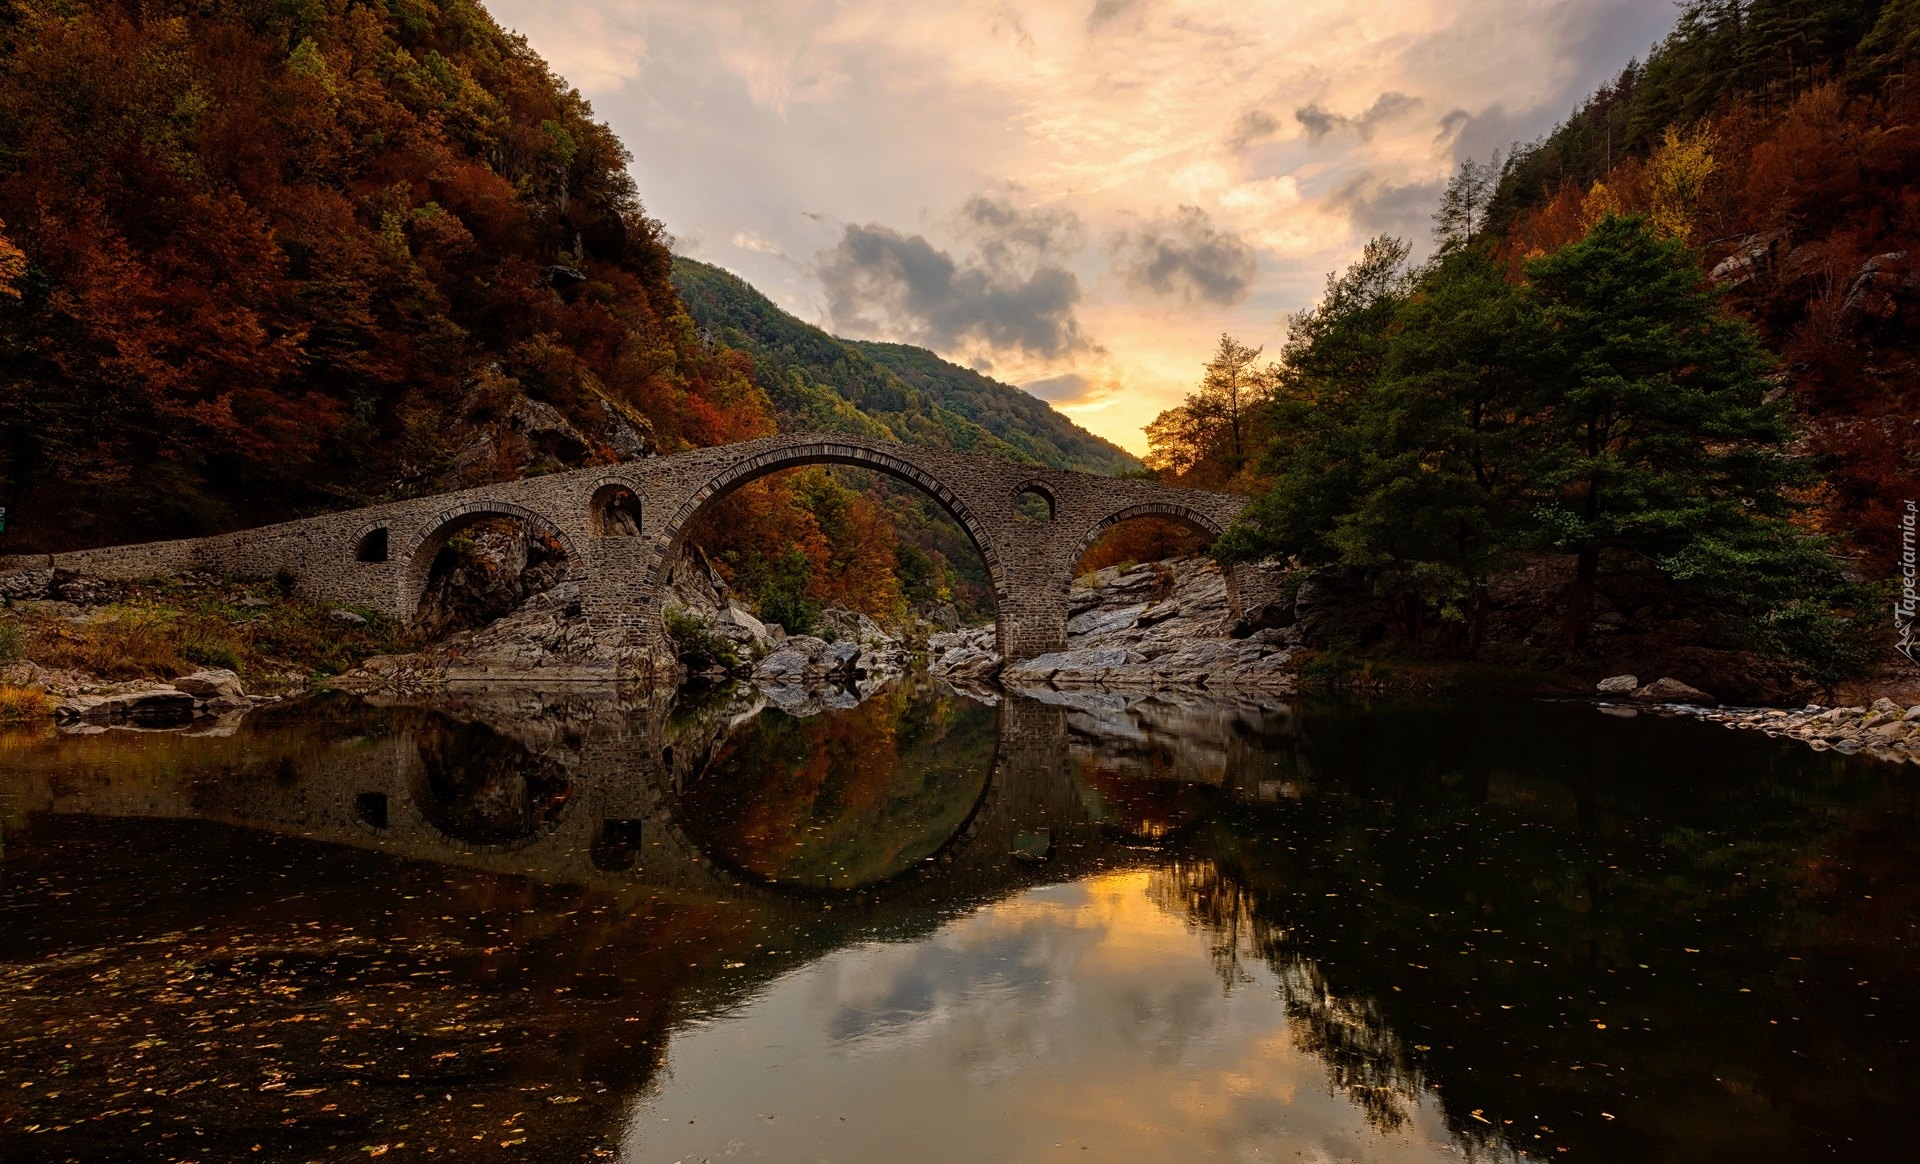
left=641, top=438, right=1010, bottom=613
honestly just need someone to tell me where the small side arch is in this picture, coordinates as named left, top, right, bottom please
left=397, top=501, right=583, bottom=620
left=589, top=477, right=645, bottom=537
left=351, top=522, right=391, bottom=564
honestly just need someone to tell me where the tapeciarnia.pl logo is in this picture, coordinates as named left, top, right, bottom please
left=1899, top=500, right=1918, bottom=663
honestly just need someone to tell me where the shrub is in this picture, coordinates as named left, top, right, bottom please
left=0, top=684, right=53, bottom=722
left=177, top=612, right=247, bottom=671
left=0, top=620, right=23, bottom=664
left=664, top=606, right=738, bottom=671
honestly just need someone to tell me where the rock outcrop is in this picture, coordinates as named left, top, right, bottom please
left=930, top=557, right=1298, bottom=692
left=47, top=667, right=276, bottom=734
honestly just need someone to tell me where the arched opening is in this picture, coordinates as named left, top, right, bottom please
left=1067, top=505, right=1229, bottom=639
left=404, top=506, right=577, bottom=639
left=353, top=791, right=389, bottom=831
left=354, top=526, right=390, bottom=563
left=410, top=716, right=574, bottom=852
left=1075, top=510, right=1217, bottom=577
left=590, top=819, right=645, bottom=872
left=1014, top=484, right=1056, bottom=522
left=663, top=690, right=997, bottom=892
left=656, top=447, right=1002, bottom=648
left=591, top=484, right=643, bottom=537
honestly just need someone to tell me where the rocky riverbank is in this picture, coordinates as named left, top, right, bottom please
left=1620, top=695, right=1920, bottom=763
left=931, top=556, right=1300, bottom=692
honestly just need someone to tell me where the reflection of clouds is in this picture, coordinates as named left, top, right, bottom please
left=631, top=872, right=1476, bottom=1163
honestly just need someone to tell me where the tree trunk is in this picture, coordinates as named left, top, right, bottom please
left=1467, top=588, right=1489, bottom=658
left=1558, top=547, right=1598, bottom=651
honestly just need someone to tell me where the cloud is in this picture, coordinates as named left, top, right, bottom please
left=1108, top=206, right=1258, bottom=306
left=1327, top=173, right=1445, bottom=241
left=1087, top=0, right=1140, bottom=32
left=731, top=229, right=786, bottom=257
left=1227, top=109, right=1280, bottom=152
left=958, top=195, right=1086, bottom=277
left=818, top=223, right=1095, bottom=359
left=1294, top=91, right=1424, bottom=144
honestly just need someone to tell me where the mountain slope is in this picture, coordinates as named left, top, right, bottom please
left=0, top=0, right=774, bottom=552
left=1485, top=0, right=1920, bottom=570
left=671, top=256, right=1138, bottom=475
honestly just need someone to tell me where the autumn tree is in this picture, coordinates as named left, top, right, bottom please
left=0, top=0, right=770, bottom=549
left=1145, top=333, right=1274, bottom=487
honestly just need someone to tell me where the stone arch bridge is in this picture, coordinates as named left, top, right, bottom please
left=3, top=433, right=1267, bottom=670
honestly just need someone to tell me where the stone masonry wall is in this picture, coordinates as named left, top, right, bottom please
left=0, top=433, right=1249, bottom=668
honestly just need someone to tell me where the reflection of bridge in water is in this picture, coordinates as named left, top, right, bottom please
left=4, top=688, right=1154, bottom=924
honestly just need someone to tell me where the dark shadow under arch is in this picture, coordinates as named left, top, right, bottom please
left=1070, top=502, right=1226, bottom=572
left=398, top=501, right=582, bottom=622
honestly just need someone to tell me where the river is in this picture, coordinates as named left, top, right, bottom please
left=1, top=680, right=1913, bottom=1162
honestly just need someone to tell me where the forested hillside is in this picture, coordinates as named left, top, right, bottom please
left=0, top=0, right=1137, bottom=634
left=670, top=257, right=1136, bottom=476
left=0, top=0, right=773, bottom=551
left=1490, top=0, right=1920, bottom=571
left=1148, top=0, right=1918, bottom=694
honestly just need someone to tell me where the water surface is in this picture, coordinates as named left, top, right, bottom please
left=1, top=683, right=1912, bottom=1162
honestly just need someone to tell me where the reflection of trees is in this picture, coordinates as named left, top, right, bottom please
left=1139, top=699, right=1920, bottom=1164
left=670, top=682, right=997, bottom=889
left=1147, top=860, right=1430, bottom=1137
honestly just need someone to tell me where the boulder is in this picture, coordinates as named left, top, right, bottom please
left=173, top=668, right=244, bottom=698
left=938, top=647, right=1004, bottom=683
left=1633, top=677, right=1718, bottom=706
left=1595, top=674, right=1640, bottom=695
left=53, top=688, right=196, bottom=726
left=711, top=605, right=773, bottom=652
left=752, top=648, right=812, bottom=683
left=329, top=609, right=368, bottom=626
left=816, top=607, right=895, bottom=647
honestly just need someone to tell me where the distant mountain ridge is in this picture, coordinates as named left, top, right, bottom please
left=671, top=256, right=1139, bottom=476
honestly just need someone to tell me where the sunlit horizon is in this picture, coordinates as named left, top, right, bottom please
left=487, top=0, right=1681, bottom=453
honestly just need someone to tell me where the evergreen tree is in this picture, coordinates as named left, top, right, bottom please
left=1514, top=214, right=1812, bottom=648
left=1216, top=237, right=1410, bottom=567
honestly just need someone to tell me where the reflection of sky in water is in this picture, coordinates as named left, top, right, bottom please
left=623, top=872, right=1483, bottom=1163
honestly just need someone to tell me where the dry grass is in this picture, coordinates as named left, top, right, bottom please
left=0, top=683, right=54, bottom=723
left=27, top=607, right=191, bottom=679
left=1, top=579, right=411, bottom=691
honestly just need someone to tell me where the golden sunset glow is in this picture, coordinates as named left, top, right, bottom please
left=489, top=0, right=1679, bottom=450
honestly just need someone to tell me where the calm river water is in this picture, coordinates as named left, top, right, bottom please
left=1, top=681, right=1914, bottom=1162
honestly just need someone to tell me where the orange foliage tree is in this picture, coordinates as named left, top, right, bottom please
left=1499, top=78, right=1920, bottom=569
left=0, top=0, right=770, bottom=550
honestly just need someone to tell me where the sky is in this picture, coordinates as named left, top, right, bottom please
left=485, top=0, right=1682, bottom=454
